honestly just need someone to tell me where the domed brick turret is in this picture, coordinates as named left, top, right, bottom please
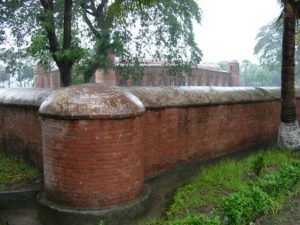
left=39, top=84, right=145, bottom=208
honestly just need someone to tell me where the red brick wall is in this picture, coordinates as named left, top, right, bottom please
left=0, top=89, right=52, bottom=169
left=2, top=86, right=300, bottom=209
left=34, top=74, right=45, bottom=88
left=42, top=117, right=144, bottom=208
left=93, top=65, right=233, bottom=87
left=95, top=69, right=117, bottom=86
left=0, top=107, right=43, bottom=168
left=34, top=69, right=61, bottom=89
left=142, top=102, right=280, bottom=176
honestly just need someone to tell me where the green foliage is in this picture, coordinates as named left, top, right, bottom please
left=98, top=221, right=105, bottom=225
left=254, top=18, right=300, bottom=83
left=169, top=213, right=221, bottom=225
left=0, top=49, right=35, bottom=83
left=221, top=161, right=300, bottom=225
left=2, top=0, right=203, bottom=84
left=0, top=0, right=5, bottom=44
left=0, top=66, right=10, bottom=82
left=141, top=149, right=300, bottom=225
left=252, top=155, right=265, bottom=176
left=26, top=29, right=52, bottom=71
left=240, top=60, right=280, bottom=86
left=71, top=69, right=85, bottom=85
left=257, top=162, right=300, bottom=197
left=1, top=0, right=84, bottom=86
left=79, top=0, right=203, bottom=80
left=0, top=219, right=8, bottom=225
left=221, top=186, right=272, bottom=225
left=254, top=19, right=282, bottom=71
left=0, top=153, right=41, bottom=191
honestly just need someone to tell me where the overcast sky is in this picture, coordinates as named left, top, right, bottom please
left=195, top=0, right=281, bottom=64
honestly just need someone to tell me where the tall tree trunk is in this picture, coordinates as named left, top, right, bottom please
left=60, top=0, right=73, bottom=87
left=59, top=62, right=73, bottom=87
left=63, top=0, right=72, bottom=50
left=281, top=2, right=296, bottom=123
left=278, top=1, right=300, bottom=149
left=40, top=0, right=74, bottom=87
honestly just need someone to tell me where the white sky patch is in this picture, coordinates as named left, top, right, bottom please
left=195, top=0, right=281, bottom=64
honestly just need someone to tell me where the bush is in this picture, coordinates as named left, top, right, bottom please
left=221, top=161, right=300, bottom=225
left=252, top=155, right=265, bottom=176
left=142, top=150, right=300, bottom=225
left=221, top=186, right=271, bottom=225
left=169, top=213, right=221, bottom=225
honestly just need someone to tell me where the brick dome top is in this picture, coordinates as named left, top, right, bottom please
left=39, top=84, right=145, bottom=119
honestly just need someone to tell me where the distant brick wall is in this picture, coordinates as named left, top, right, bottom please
left=34, top=61, right=239, bottom=88
left=96, top=64, right=236, bottom=87
left=34, top=65, right=61, bottom=89
left=1, top=85, right=300, bottom=210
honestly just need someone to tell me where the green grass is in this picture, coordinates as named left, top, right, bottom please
left=141, top=149, right=300, bottom=225
left=0, top=219, right=8, bottom=225
left=0, top=153, right=41, bottom=191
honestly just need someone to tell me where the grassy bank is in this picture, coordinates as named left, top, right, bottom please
left=0, top=153, right=41, bottom=191
left=142, top=149, right=300, bottom=225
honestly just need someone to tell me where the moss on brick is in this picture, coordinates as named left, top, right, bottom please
left=0, top=153, right=41, bottom=191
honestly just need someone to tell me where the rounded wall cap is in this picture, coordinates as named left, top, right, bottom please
left=0, top=88, right=53, bottom=108
left=125, top=86, right=280, bottom=109
left=39, top=84, right=145, bottom=119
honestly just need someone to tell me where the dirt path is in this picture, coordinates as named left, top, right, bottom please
left=256, top=194, right=300, bottom=225
left=0, top=208, right=40, bottom=225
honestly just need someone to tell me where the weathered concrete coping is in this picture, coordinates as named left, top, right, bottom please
left=0, top=88, right=53, bottom=108
left=125, top=87, right=283, bottom=109
left=39, top=84, right=145, bottom=120
left=1, top=85, right=300, bottom=115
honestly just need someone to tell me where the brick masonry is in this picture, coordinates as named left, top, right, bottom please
left=0, top=88, right=52, bottom=169
left=141, top=102, right=280, bottom=176
left=42, top=118, right=144, bottom=208
left=1, top=108, right=43, bottom=168
left=95, top=63, right=237, bottom=87
left=0, top=85, right=299, bottom=209
left=34, top=61, right=239, bottom=88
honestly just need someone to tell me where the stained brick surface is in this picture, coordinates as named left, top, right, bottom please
left=143, top=101, right=281, bottom=176
left=0, top=106, right=43, bottom=168
left=1, top=87, right=300, bottom=209
left=42, top=117, right=144, bottom=208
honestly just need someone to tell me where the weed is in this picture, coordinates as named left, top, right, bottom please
left=0, top=153, right=41, bottom=190
left=252, top=155, right=265, bottom=176
left=141, top=149, right=300, bottom=225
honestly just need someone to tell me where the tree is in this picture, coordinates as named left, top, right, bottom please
left=77, top=0, right=202, bottom=82
left=1, top=0, right=202, bottom=86
left=238, top=60, right=280, bottom=87
left=0, top=0, right=5, bottom=44
left=254, top=18, right=300, bottom=83
left=277, top=0, right=300, bottom=149
left=37, top=0, right=82, bottom=86
left=254, top=19, right=283, bottom=71
left=0, top=66, right=9, bottom=84
left=1, top=0, right=83, bottom=87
